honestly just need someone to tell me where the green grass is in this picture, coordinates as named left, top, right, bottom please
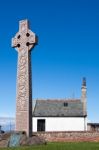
left=0, top=142, right=99, bottom=150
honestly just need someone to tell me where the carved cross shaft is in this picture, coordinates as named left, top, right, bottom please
left=12, top=20, right=37, bottom=51
left=11, top=20, right=37, bottom=137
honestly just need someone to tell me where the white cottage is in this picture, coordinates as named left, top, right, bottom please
left=32, top=78, right=87, bottom=132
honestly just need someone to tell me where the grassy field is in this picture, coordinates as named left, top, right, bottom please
left=0, top=142, right=99, bottom=150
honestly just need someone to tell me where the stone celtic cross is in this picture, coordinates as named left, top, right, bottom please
left=12, top=20, right=37, bottom=137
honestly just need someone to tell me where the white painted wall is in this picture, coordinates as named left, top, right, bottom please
left=33, top=117, right=87, bottom=132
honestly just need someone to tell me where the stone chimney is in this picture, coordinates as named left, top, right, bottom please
left=81, top=77, right=87, bottom=116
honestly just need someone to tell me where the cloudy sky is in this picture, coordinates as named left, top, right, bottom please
left=0, top=0, right=99, bottom=123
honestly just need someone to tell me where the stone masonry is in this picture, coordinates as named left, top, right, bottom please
left=12, top=20, right=37, bottom=137
left=35, top=131, right=99, bottom=142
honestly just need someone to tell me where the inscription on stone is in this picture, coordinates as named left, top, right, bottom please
left=12, top=20, right=37, bottom=137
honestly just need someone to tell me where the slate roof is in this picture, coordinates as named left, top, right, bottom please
left=33, top=99, right=85, bottom=117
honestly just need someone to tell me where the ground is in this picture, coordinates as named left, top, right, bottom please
left=0, top=142, right=99, bottom=150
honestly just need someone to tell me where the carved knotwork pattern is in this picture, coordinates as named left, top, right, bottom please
left=17, top=49, right=29, bottom=111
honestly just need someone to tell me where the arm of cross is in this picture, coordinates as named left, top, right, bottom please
left=12, top=37, right=19, bottom=48
left=27, top=33, right=38, bottom=45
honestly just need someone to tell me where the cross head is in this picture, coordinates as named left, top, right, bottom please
left=12, top=20, right=37, bottom=51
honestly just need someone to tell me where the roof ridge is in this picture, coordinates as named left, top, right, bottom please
left=36, top=99, right=81, bottom=102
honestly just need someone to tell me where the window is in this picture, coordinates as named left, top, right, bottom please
left=64, top=102, right=68, bottom=107
left=37, top=119, right=45, bottom=132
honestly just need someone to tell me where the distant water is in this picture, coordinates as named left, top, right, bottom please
left=0, top=117, right=15, bottom=132
left=2, top=124, right=15, bottom=132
